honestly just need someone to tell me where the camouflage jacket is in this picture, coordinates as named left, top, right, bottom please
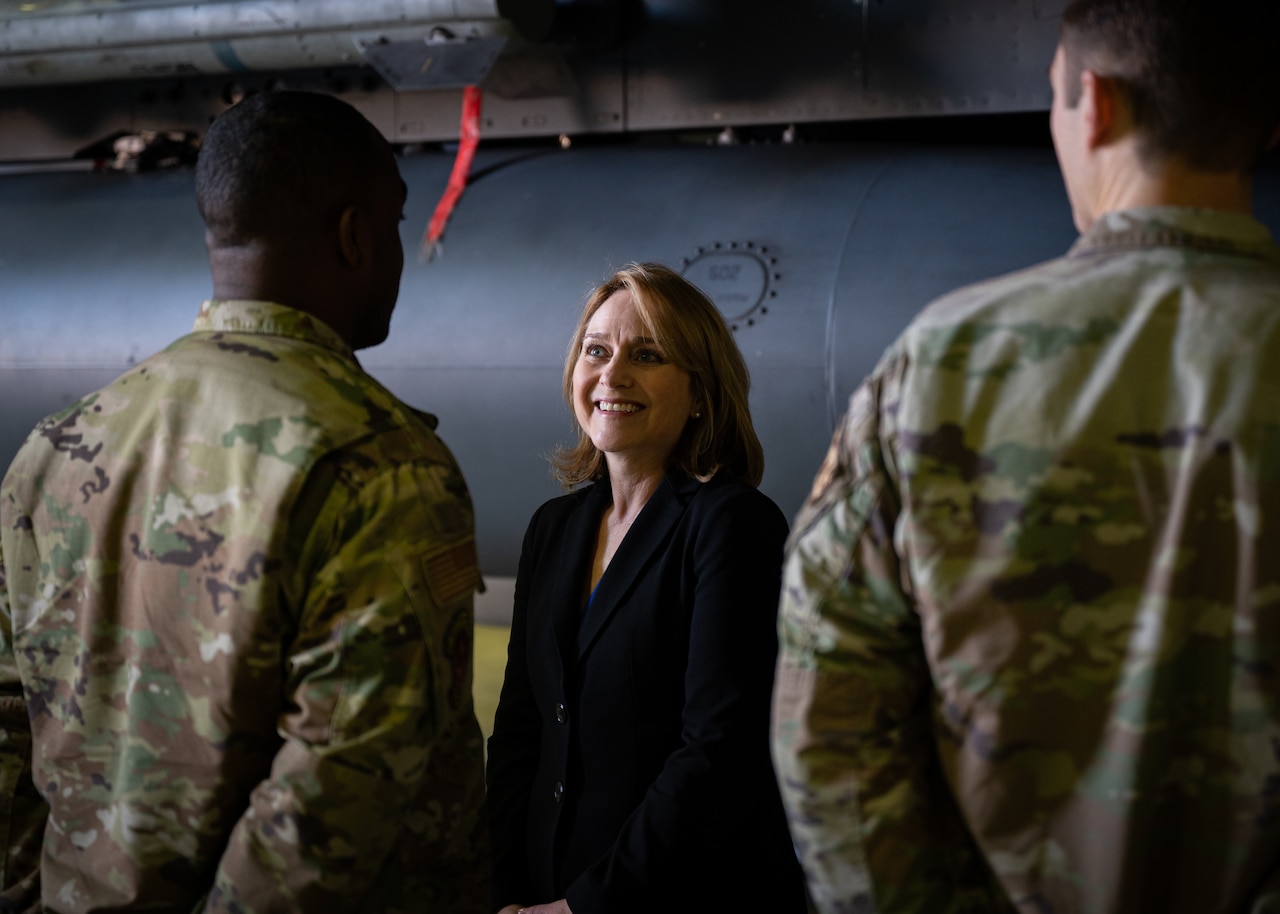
left=773, top=208, right=1280, bottom=914
left=0, top=301, right=489, bottom=913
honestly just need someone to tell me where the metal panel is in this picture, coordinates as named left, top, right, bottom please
left=0, top=0, right=555, bottom=85
left=0, top=0, right=1068, bottom=162
left=392, top=49, right=625, bottom=140
left=860, top=0, right=1057, bottom=116
left=624, top=0, right=1058, bottom=132
left=0, top=54, right=626, bottom=160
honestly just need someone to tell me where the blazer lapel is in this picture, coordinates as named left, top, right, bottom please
left=550, top=481, right=611, bottom=667
left=576, top=470, right=700, bottom=659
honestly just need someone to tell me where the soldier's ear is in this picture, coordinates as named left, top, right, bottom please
left=337, top=205, right=368, bottom=268
left=1081, top=70, right=1126, bottom=149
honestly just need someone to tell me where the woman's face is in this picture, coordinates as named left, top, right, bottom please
left=572, top=289, right=697, bottom=475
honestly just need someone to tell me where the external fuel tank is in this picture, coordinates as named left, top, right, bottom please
left=3, top=142, right=1277, bottom=576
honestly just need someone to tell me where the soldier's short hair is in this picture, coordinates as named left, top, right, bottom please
left=1060, top=0, right=1280, bottom=172
left=195, top=90, right=386, bottom=247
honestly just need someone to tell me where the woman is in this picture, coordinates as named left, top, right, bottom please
left=487, top=262, right=807, bottom=914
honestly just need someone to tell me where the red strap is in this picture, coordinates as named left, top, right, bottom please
left=422, top=85, right=483, bottom=260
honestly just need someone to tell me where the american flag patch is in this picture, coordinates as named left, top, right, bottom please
left=421, top=538, right=480, bottom=607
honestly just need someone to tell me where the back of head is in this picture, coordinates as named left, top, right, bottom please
left=555, top=262, right=766, bottom=488
left=195, top=90, right=386, bottom=248
left=1060, top=0, right=1280, bottom=172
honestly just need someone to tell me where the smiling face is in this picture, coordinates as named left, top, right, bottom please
left=571, top=288, right=697, bottom=477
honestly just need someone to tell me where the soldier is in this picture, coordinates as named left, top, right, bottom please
left=771, top=1, right=1280, bottom=912
left=0, top=91, right=488, bottom=912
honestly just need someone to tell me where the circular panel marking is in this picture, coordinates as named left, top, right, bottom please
left=682, top=248, right=770, bottom=322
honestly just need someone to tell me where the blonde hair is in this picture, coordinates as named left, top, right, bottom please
left=552, top=262, right=765, bottom=488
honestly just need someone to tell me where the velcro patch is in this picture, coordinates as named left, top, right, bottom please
left=421, top=538, right=480, bottom=607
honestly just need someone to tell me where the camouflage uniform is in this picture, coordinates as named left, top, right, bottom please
left=0, top=300, right=488, bottom=913
left=772, top=208, right=1280, bottom=914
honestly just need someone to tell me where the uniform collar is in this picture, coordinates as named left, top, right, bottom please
left=193, top=300, right=355, bottom=360
left=1069, top=206, right=1280, bottom=263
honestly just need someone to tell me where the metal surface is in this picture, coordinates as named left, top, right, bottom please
left=5, top=143, right=1277, bottom=575
left=361, top=36, right=510, bottom=91
left=0, top=0, right=555, bottom=87
left=623, top=0, right=1057, bottom=131
left=0, top=0, right=1061, bottom=161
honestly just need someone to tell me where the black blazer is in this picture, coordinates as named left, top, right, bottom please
left=486, top=468, right=807, bottom=914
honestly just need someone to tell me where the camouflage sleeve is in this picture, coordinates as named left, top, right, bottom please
left=0, top=509, right=47, bottom=910
left=204, top=452, right=483, bottom=912
left=771, top=368, right=1008, bottom=914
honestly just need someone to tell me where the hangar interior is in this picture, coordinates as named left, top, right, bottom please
left=2, top=0, right=1278, bottom=739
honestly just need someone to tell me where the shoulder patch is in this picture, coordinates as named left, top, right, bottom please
left=421, top=537, right=480, bottom=608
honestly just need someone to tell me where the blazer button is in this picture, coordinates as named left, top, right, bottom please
left=553, top=781, right=565, bottom=803
left=555, top=702, right=567, bottom=724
